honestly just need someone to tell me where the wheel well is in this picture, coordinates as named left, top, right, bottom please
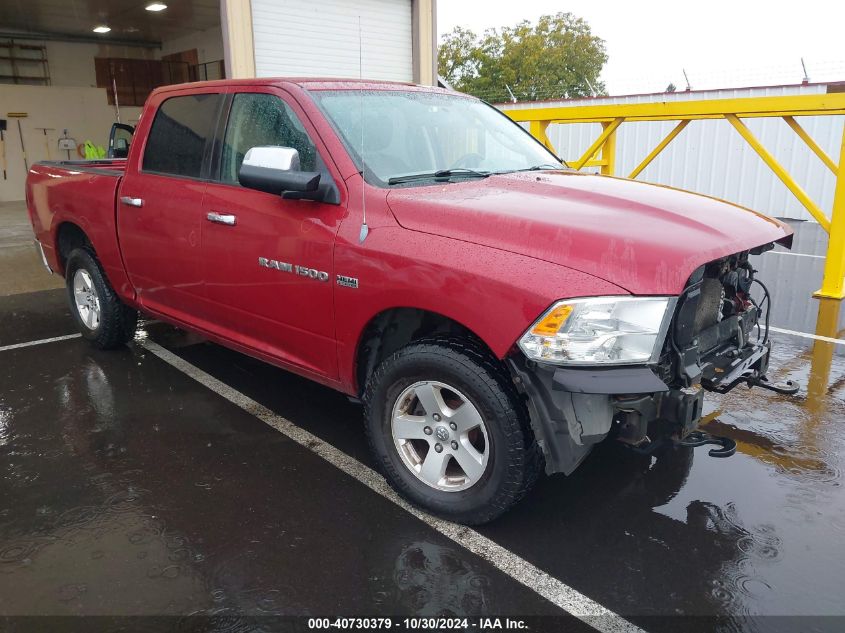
left=55, top=223, right=92, bottom=274
left=355, top=308, right=496, bottom=395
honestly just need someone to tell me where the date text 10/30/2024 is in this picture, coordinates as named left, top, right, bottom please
left=307, top=618, right=528, bottom=630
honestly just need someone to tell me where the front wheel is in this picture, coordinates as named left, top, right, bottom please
left=65, top=248, right=138, bottom=350
left=363, top=338, right=542, bottom=524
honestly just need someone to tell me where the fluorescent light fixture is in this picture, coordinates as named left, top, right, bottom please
left=92, top=25, right=111, bottom=33
left=145, top=2, right=168, bottom=10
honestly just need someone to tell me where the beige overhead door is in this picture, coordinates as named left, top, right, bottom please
left=251, top=0, right=413, bottom=82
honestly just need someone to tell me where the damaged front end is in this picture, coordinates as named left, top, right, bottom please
left=508, top=244, right=798, bottom=476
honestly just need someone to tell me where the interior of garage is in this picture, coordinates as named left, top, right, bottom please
left=0, top=0, right=436, bottom=203
left=0, top=0, right=225, bottom=203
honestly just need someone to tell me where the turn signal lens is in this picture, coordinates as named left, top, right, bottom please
left=531, top=304, right=573, bottom=335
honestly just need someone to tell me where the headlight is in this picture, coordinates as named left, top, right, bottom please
left=518, top=296, right=676, bottom=365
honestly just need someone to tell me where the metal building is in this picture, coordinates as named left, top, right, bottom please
left=499, top=82, right=845, bottom=224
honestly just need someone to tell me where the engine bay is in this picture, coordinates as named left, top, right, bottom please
left=659, top=246, right=774, bottom=392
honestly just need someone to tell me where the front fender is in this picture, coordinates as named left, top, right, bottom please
left=333, top=224, right=628, bottom=394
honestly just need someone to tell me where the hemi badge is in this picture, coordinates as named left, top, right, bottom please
left=337, top=275, right=359, bottom=289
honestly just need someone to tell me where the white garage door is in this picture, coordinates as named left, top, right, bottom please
left=251, top=0, right=413, bottom=82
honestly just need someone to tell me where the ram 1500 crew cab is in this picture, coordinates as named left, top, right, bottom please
left=27, top=79, right=795, bottom=524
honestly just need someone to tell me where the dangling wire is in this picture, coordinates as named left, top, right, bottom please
left=751, top=278, right=772, bottom=344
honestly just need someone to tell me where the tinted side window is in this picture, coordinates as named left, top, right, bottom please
left=219, top=93, right=318, bottom=184
left=142, top=93, right=221, bottom=178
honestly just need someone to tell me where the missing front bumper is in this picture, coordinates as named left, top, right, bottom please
left=507, top=338, right=780, bottom=476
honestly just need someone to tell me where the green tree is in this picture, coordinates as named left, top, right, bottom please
left=438, top=12, right=607, bottom=103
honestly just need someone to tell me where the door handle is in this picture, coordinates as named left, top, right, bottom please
left=120, top=196, right=144, bottom=207
left=207, top=211, right=237, bottom=226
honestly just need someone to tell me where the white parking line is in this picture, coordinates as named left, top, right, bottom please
left=138, top=338, right=645, bottom=633
left=765, top=251, right=825, bottom=259
left=770, top=326, right=845, bottom=345
left=0, top=333, right=81, bottom=353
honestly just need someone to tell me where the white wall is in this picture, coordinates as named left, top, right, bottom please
left=46, top=41, right=156, bottom=87
left=161, top=26, right=225, bottom=64
left=0, top=86, right=143, bottom=202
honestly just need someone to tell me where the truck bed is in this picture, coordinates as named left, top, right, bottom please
left=34, top=159, right=128, bottom=175
left=26, top=159, right=130, bottom=295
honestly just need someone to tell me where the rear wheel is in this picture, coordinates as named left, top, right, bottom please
left=65, top=248, right=137, bottom=349
left=363, top=338, right=542, bottom=524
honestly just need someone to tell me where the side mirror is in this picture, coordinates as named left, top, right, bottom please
left=238, top=146, right=321, bottom=197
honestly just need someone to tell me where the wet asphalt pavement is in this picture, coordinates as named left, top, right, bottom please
left=1, top=201, right=844, bottom=632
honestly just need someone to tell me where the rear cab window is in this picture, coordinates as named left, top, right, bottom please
left=142, top=93, right=223, bottom=179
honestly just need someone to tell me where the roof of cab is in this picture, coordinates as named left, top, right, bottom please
left=151, top=77, right=458, bottom=96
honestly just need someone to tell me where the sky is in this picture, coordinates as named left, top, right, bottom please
left=437, top=0, right=845, bottom=96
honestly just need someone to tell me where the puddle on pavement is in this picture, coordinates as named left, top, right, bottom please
left=669, top=298, right=845, bottom=620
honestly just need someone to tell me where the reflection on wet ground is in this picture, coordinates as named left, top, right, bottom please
left=1, top=202, right=844, bottom=631
left=0, top=340, right=560, bottom=619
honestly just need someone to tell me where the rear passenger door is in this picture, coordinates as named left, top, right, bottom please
left=200, top=89, right=346, bottom=379
left=118, top=91, right=224, bottom=321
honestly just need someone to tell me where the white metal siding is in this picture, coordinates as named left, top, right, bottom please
left=502, top=84, right=844, bottom=222
left=251, top=0, right=413, bottom=82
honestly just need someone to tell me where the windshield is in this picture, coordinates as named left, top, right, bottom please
left=310, top=89, right=563, bottom=185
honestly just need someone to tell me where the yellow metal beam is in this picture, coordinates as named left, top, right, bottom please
left=529, top=120, right=555, bottom=154
left=600, top=121, right=617, bottom=176
left=725, top=114, right=831, bottom=231
left=782, top=116, right=838, bottom=174
left=570, top=117, right=623, bottom=171
left=815, top=125, right=845, bottom=299
left=628, top=120, right=690, bottom=180
left=503, top=93, right=845, bottom=124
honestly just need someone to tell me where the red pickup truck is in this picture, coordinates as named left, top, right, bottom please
left=27, top=78, right=795, bottom=524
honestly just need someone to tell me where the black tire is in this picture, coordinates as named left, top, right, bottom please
left=65, top=248, right=138, bottom=350
left=363, top=337, right=543, bottom=524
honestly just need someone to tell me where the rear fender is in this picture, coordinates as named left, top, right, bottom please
left=27, top=163, right=135, bottom=303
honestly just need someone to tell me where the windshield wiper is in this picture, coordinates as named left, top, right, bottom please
left=496, top=163, right=564, bottom=174
left=387, top=168, right=491, bottom=185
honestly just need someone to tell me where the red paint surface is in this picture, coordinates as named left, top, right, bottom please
left=26, top=79, right=794, bottom=396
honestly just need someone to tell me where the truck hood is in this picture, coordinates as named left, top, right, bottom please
left=386, top=171, right=793, bottom=295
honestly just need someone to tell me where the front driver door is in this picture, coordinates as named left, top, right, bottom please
left=200, top=90, right=346, bottom=379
